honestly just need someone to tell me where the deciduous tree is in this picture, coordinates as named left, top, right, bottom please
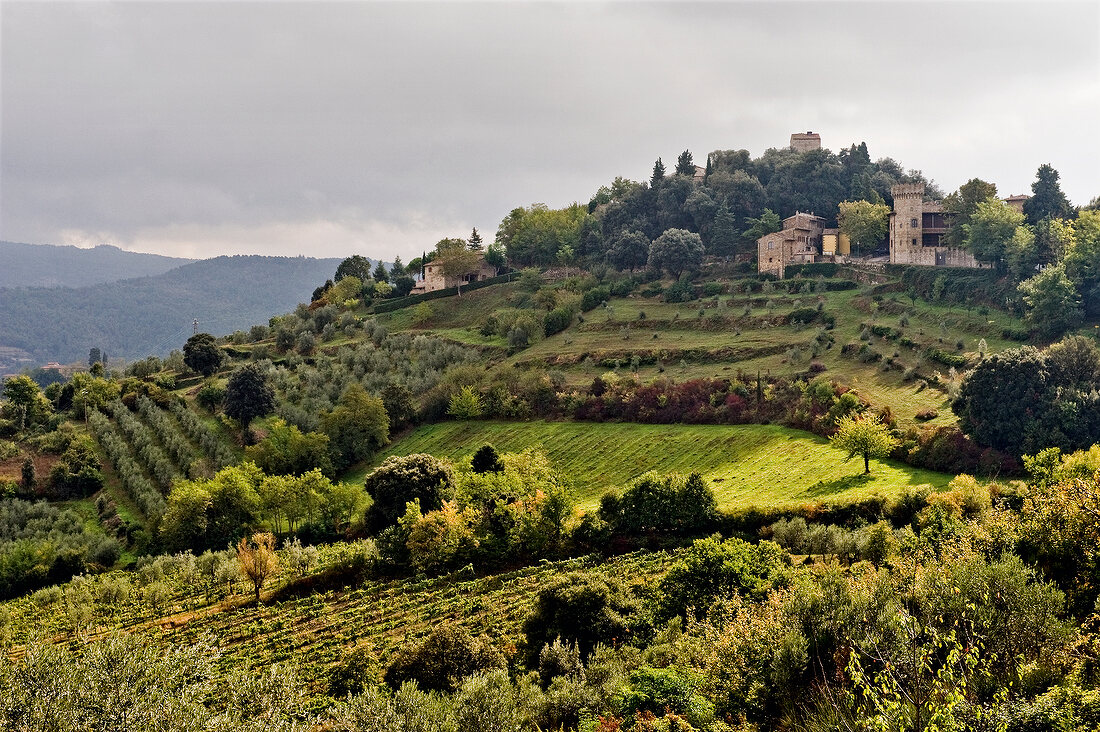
left=237, top=531, right=278, bottom=604
left=830, top=412, right=899, bottom=474
left=1019, top=263, right=1082, bottom=338
left=647, top=228, right=704, bottom=278
left=183, top=333, right=224, bottom=378
left=319, top=384, right=390, bottom=471
left=838, top=199, right=890, bottom=254
left=224, top=364, right=275, bottom=428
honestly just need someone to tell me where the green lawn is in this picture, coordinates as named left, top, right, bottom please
left=355, top=420, right=952, bottom=510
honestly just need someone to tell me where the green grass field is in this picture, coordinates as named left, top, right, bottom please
left=354, top=420, right=952, bottom=510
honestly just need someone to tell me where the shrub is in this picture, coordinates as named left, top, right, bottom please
left=329, top=646, right=383, bottom=697
left=788, top=307, right=820, bottom=325
left=656, top=536, right=789, bottom=621
left=915, top=409, right=939, bottom=421
left=581, top=286, right=611, bottom=312
left=664, top=279, right=696, bottom=303
left=522, top=572, right=640, bottom=667
left=600, top=472, right=718, bottom=536
left=544, top=307, right=574, bottom=337
left=538, top=637, right=584, bottom=689
left=384, top=623, right=505, bottom=693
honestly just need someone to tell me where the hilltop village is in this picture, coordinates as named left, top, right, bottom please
left=759, top=133, right=1030, bottom=278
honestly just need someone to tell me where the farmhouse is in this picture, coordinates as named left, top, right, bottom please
left=410, top=254, right=498, bottom=295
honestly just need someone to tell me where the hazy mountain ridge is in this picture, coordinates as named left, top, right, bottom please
left=0, top=241, right=195, bottom=288
left=0, top=254, right=343, bottom=363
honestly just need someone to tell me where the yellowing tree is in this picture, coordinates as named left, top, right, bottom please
left=237, top=532, right=278, bottom=604
left=830, top=412, right=899, bottom=474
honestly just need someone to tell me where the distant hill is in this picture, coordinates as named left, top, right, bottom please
left=0, top=255, right=345, bottom=363
left=0, top=241, right=194, bottom=288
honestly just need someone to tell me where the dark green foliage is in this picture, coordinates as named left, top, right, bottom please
left=607, top=230, right=651, bottom=272
left=618, top=667, right=714, bottom=728
left=1024, top=163, right=1075, bottom=224
left=663, top=278, right=697, bottom=303
left=927, top=348, right=968, bottom=367
left=522, top=571, right=640, bottom=667
left=335, top=255, right=373, bottom=282
left=580, top=285, right=611, bottom=312
left=648, top=229, right=704, bottom=278
left=543, top=307, right=574, bottom=337
left=380, top=383, right=415, bottom=431
left=674, top=150, right=694, bottom=176
left=329, top=646, right=383, bottom=697
left=224, top=364, right=275, bottom=428
left=952, top=345, right=1086, bottom=455
left=656, top=536, right=789, bottom=621
left=471, top=444, right=503, bottom=474
left=20, top=457, right=35, bottom=495
left=372, top=261, right=389, bottom=284
left=599, top=472, right=718, bottom=536
left=651, top=158, right=665, bottom=187
left=384, top=623, right=505, bottom=693
left=787, top=307, right=821, bottom=325
left=364, top=453, right=454, bottom=532
left=783, top=262, right=839, bottom=278
left=391, top=275, right=415, bottom=298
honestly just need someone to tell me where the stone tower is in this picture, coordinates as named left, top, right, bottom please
left=790, top=131, right=821, bottom=153
left=888, top=183, right=925, bottom=264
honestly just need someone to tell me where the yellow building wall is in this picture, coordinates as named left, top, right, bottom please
left=822, top=233, right=837, bottom=255
left=838, top=233, right=851, bottom=255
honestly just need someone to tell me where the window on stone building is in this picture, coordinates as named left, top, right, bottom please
left=768, top=241, right=774, bottom=250
left=911, top=218, right=918, bottom=228
left=912, top=238, right=917, bottom=246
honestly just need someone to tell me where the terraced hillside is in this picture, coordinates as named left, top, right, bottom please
left=375, top=270, right=1029, bottom=429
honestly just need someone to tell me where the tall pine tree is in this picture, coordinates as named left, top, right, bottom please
left=650, top=158, right=666, bottom=188
left=1024, top=163, right=1074, bottom=224
left=468, top=227, right=483, bottom=251
left=675, top=150, right=694, bottom=176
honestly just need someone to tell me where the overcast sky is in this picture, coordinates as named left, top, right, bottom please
left=2, top=1, right=1098, bottom=261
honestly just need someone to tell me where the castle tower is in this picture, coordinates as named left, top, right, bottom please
left=790, top=131, right=821, bottom=153
left=889, top=183, right=925, bottom=264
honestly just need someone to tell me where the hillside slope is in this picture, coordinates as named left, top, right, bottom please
left=0, top=255, right=341, bottom=362
left=0, top=241, right=193, bottom=288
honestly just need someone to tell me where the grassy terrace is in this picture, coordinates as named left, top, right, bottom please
left=353, top=420, right=952, bottom=510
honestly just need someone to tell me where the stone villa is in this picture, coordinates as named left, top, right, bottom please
left=410, top=254, right=498, bottom=295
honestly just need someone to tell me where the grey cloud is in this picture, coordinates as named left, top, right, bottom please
left=2, top=1, right=1097, bottom=260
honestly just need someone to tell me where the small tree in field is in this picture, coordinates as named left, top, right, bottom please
left=237, top=532, right=278, bottom=604
left=830, top=412, right=899, bottom=474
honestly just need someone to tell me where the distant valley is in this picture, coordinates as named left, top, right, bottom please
left=0, top=247, right=348, bottom=367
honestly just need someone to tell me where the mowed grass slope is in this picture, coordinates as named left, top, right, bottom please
left=364, top=420, right=952, bottom=510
